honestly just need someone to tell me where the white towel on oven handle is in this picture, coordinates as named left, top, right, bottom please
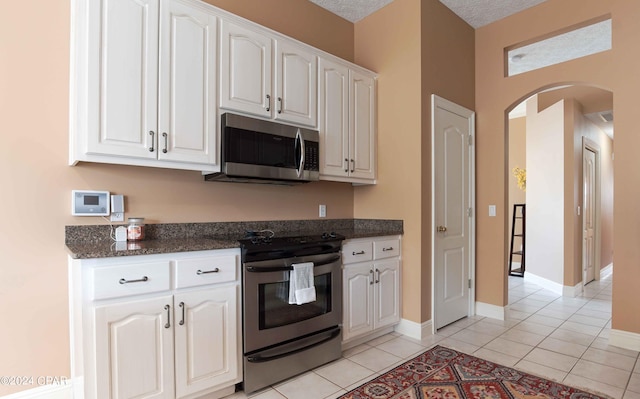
left=288, top=262, right=316, bottom=305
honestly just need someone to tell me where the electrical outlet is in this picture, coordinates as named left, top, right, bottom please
left=319, top=204, right=327, bottom=218
left=111, top=212, right=124, bottom=222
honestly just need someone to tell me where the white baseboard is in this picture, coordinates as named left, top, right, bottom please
left=394, top=318, right=433, bottom=340
left=563, top=281, right=583, bottom=297
left=476, top=301, right=506, bottom=320
left=1, top=384, right=72, bottom=399
left=600, top=263, right=613, bottom=279
left=523, top=272, right=564, bottom=295
left=610, top=329, right=640, bottom=352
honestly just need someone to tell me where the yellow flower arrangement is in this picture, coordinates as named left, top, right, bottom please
left=512, top=167, right=526, bottom=191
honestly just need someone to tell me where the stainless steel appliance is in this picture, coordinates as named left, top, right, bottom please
left=205, top=113, right=320, bottom=185
left=239, top=232, right=344, bottom=393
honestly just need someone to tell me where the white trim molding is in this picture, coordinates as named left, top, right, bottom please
left=524, top=272, right=564, bottom=295
left=476, top=302, right=506, bottom=320
left=395, top=318, right=433, bottom=341
left=563, top=281, right=583, bottom=298
left=610, top=329, right=640, bottom=352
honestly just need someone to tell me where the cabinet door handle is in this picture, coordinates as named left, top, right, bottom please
left=149, top=131, right=155, bottom=152
left=164, top=305, right=171, bottom=329
left=382, top=247, right=394, bottom=252
left=369, top=269, right=374, bottom=285
left=162, top=132, right=168, bottom=153
left=344, top=158, right=349, bottom=172
left=266, top=94, right=271, bottom=112
left=179, top=302, right=185, bottom=326
left=277, top=97, right=283, bottom=114
left=197, top=268, right=220, bottom=275
left=350, top=159, right=355, bottom=173
left=375, top=268, right=380, bottom=284
left=119, top=276, right=148, bottom=284
left=352, top=250, right=365, bottom=256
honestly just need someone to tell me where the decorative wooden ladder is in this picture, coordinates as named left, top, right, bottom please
left=508, top=203, right=526, bottom=277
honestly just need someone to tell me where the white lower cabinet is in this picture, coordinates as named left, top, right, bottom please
left=342, top=236, right=401, bottom=343
left=70, top=249, right=242, bottom=399
left=95, top=296, right=176, bottom=399
left=174, top=286, right=238, bottom=398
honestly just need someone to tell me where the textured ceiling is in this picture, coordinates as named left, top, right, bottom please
left=308, top=0, right=549, bottom=26
left=438, top=0, right=548, bottom=28
left=307, top=0, right=393, bottom=22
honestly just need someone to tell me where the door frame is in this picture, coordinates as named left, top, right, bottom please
left=430, top=94, right=476, bottom=333
left=582, top=137, right=602, bottom=285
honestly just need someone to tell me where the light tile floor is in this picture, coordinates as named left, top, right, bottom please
left=227, top=271, right=640, bottom=399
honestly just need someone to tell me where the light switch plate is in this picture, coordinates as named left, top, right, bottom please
left=489, top=205, right=497, bottom=217
left=319, top=204, right=327, bottom=218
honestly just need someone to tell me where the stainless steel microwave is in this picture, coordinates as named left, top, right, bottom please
left=204, top=113, right=320, bottom=185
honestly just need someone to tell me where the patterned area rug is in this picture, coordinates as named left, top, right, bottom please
left=339, top=345, right=610, bottom=399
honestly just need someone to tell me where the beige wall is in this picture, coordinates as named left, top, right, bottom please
left=476, top=0, right=639, bottom=333
left=352, top=0, right=423, bottom=322
left=353, top=0, right=474, bottom=324
left=0, top=0, right=355, bottom=395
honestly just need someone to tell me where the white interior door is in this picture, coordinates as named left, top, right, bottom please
left=432, top=95, right=475, bottom=330
left=583, top=146, right=597, bottom=284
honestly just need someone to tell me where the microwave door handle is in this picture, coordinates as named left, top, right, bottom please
left=296, top=129, right=305, bottom=178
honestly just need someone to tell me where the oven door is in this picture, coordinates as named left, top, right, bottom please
left=242, top=252, right=342, bottom=354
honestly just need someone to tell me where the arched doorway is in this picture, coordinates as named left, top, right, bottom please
left=504, top=84, right=614, bottom=309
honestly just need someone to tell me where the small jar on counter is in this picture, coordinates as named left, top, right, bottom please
left=127, top=218, right=145, bottom=241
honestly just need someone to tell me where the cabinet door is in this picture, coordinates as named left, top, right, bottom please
left=349, top=70, right=376, bottom=180
left=274, top=40, right=317, bottom=126
left=158, top=0, right=217, bottom=166
left=374, top=260, right=400, bottom=329
left=174, top=285, right=240, bottom=398
left=343, top=264, right=374, bottom=341
left=94, top=295, right=174, bottom=399
left=318, top=58, right=349, bottom=178
left=86, top=0, right=159, bottom=159
left=220, top=20, right=272, bottom=118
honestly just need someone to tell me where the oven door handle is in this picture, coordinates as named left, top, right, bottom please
left=246, top=327, right=341, bottom=363
left=245, top=255, right=341, bottom=273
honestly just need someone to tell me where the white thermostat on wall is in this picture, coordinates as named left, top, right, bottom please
left=72, top=190, right=110, bottom=216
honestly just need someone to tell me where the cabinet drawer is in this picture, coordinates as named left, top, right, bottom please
left=91, top=261, right=171, bottom=300
left=342, top=241, right=373, bottom=264
left=174, top=255, right=238, bottom=289
left=374, top=238, right=400, bottom=259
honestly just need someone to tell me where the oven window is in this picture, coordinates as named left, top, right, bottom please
left=258, top=272, right=332, bottom=330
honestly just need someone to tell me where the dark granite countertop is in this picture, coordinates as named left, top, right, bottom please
left=66, top=219, right=403, bottom=259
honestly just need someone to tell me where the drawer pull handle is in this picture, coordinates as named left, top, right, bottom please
left=382, top=247, right=394, bottom=252
left=369, top=269, right=374, bottom=285
left=164, top=305, right=171, bottom=329
left=119, top=276, right=148, bottom=284
left=352, top=251, right=365, bottom=256
left=197, top=268, right=220, bottom=275
left=179, top=302, right=185, bottom=326
left=375, top=268, right=380, bottom=284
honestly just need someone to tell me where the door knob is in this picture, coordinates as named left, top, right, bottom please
left=437, top=226, right=447, bottom=232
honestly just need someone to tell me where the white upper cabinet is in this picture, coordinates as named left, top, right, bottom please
left=158, top=0, right=218, bottom=165
left=71, top=0, right=219, bottom=171
left=219, top=20, right=272, bottom=118
left=319, top=57, right=376, bottom=184
left=318, top=58, right=349, bottom=178
left=85, top=0, right=160, bottom=160
left=349, top=70, right=376, bottom=181
left=220, top=19, right=317, bottom=127
left=274, top=40, right=317, bottom=126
